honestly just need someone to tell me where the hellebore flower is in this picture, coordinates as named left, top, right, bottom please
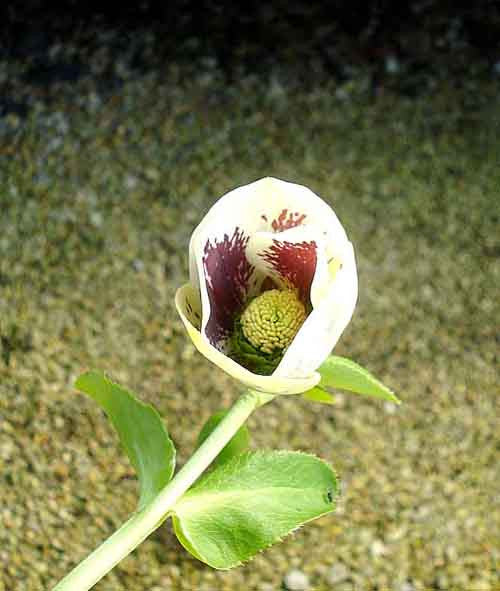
left=175, top=177, right=358, bottom=395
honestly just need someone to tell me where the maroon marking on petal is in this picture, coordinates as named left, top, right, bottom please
left=271, top=209, right=307, bottom=233
left=261, top=239, right=317, bottom=303
left=203, top=228, right=254, bottom=346
left=261, top=214, right=268, bottom=222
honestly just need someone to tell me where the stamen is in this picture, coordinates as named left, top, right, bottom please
left=240, top=289, right=306, bottom=354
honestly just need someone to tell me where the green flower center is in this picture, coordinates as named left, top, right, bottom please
left=240, top=289, right=306, bottom=354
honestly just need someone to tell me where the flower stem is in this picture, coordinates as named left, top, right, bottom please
left=52, top=389, right=274, bottom=591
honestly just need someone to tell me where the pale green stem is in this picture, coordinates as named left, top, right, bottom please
left=52, top=389, right=274, bottom=591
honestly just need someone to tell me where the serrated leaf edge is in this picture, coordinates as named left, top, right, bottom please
left=171, top=450, right=338, bottom=570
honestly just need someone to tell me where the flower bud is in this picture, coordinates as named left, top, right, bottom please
left=176, top=177, right=358, bottom=395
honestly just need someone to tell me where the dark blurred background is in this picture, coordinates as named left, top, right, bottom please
left=1, top=0, right=500, bottom=118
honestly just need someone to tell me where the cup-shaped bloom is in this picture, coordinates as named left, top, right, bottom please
left=175, top=177, right=358, bottom=395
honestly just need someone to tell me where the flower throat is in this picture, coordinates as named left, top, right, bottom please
left=229, top=289, right=306, bottom=376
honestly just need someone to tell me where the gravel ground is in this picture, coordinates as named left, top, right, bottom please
left=0, top=49, right=498, bottom=591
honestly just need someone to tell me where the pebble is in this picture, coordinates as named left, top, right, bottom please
left=132, top=259, right=145, bottom=272
left=371, top=539, right=388, bottom=557
left=89, top=211, right=103, bottom=227
left=384, top=401, right=398, bottom=414
left=124, top=174, right=139, bottom=190
left=283, top=569, right=309, bottom=591
left=385, top=55, right=401, bottom=74
left=327, top=562, right=350, bottom=585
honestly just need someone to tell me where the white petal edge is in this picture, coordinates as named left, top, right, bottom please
left=188, top=177, right=348, bottom=292
left=188, top=177, right=289, bottom=292
left=175, top=283, right=321, bottom=395
left=275, top=240, right=358, bottom=378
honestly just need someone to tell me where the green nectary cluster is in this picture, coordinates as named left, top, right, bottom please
left=230, top=289, right=306, bottom=375
left=241, top=289, right=306, bottom=353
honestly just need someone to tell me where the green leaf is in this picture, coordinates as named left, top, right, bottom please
left=75, top=371, right=176, bottom=509
left=171, top=450, right=337, bottom=569
left=197, top=410, right=250, bottom=467
left=315, top=356, right=400, bottom=404
left=302, top=386, right=336, bottom=405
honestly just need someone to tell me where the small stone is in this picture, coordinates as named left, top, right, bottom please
left=132, top=259, right=145, bottom=272
left=89, top=211, right=103, bottom=227
left=327, top=562, right=350, bottom=584
left=145, top=167, right=160, bottom=181
left=284, top=568, right=309, bottom=591
left=333, top=393, right=345, bottom=406
left=52, top=461, right=69, bottom=479
left=124, top=175, right=138, bottom=190
left=54, top=416, right=65, bottom=429
left=371, top=539, right=388, bottom=557
left=384, top=401, right=397, bottom=414
left=445, top=545, right=458, bottom=561
left=385, top=55, right=401, bottom=74
left=399, top=581, right=415, bottom=591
